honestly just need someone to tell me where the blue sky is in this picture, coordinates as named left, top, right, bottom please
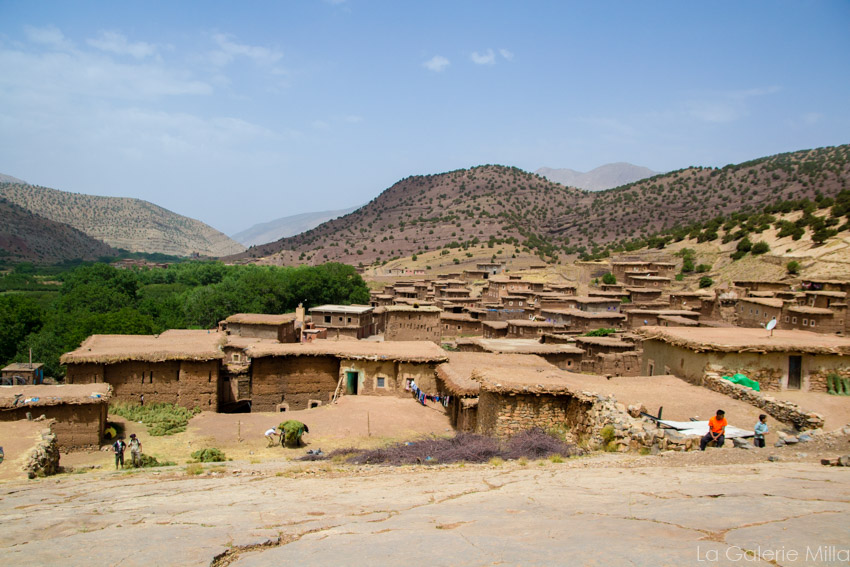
left=1, top=1, right=848, bottom=235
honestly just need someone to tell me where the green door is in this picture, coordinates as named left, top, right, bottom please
left=346, top=371, right=359, bottom=395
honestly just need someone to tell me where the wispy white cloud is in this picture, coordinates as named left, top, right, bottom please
left=344, top=115, right=363, bottom=123
left=470, top=49, right=495, bottom=65
left=87, top=31, right=157, bottom=59
left=499, top=48, right=514, bottom=61
left=423, top=55, right=450, bottom=72
left=209, top=33, right=283, bottom=67
left=23, top=25, right=73, bottom=49
left=686, top=86, right=782, bottom=123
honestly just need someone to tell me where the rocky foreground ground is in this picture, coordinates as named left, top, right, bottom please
left=2, top=447, right=849, bottom=567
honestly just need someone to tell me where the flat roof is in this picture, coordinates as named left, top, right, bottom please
left=309, top=305, right=374, bottom=314
left=0, top=383, right=111, bottom=408
left=541, top=308, right=626, bottom=320
left=786, top=306, right=835, bottom=315
left=385, top=305, right=442, bottom=313
left=437, top=352, right=557, bottom=396
left=246, top=340, right=448, bottom=363
left=2, top=363, right=44, bottom=372
left=61, top=331, right=225, bottom=364
left=460, top=338, right=583, bottom=355
left=638, top=326, right=850, bottom=355
left=739, top=297, right=785, bottom=308
left=224, top=313, right=297, bottom=325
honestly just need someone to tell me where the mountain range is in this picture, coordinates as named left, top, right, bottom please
left=232, top=205, right=360, bottom=247
left=226, top=145, right=850, bottom=266
left=0, top=196, right=115, bottom=263
left=0, top=182, right=245, bottom=258
left=536, top=162, right=659, bottom=191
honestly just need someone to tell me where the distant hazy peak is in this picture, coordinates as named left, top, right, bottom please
left=232, top=205, right=361, bottom=247
left=0, top=173, right=28, bottom=184
left=536, top=162, right=659, bottom=191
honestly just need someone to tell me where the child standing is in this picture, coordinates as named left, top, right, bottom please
left=753, top=414, right=768, bottom=448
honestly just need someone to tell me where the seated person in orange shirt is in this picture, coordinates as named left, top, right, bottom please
left=700, top=409, right=727, bottom=451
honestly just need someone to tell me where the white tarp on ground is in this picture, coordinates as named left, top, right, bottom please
left=657, top=420, right=754, bottom=439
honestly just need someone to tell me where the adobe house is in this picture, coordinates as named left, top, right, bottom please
left=625, top=275, right=671, bottom=288
left=782, top=306, right=843, bottom=334
left=309, top=305, right=375, bottom=339
left=0, top=383, right=111, bottom=450
left=587, top=290, right=628, bottom=301
left=737, top=297, right=784, bottom=328
left=564, top=296, right=622, bottom=313
left=506, top=319, right=562, bottom=339
left=483, top=275, right=533, bottom=301
left=801, top=278, right=850, bottom=294
left=537, top=293, right=582, bottom=311
left=574, top=336, right=641, bottom=376
left=733, top=280, right=791, bottom=293
left=455, top=338, right=584, bottom=371
left=610, top=261, right=651, bottom=282
left=803, top=290, right=847, bottom=309
left=440, top=312, right=483, bottom=337
left=369, top=294, right=395, bottom=308
left=1, top=363, right=45, bottom=385
left=384, top=305, right=442, bottom=343
left=669, top=291, right=712, bottom=309
left=500, top=295, right=530, bottom=309
left=221, top=313, right=298, bottom=343
left=545, top=283, right=578, bottom=295
left=475, top=366, right=602, bottom=438
left=540, top=308, right=627, bottom=333
left=62, top=330, right=225, bottom=411
left=626, top=309, right=700, bottom=329
left=638, top=326, right=850, bottom=392
left=245, top=340, right=448, bottom=411
left=625, top=287, right=663, bottom=304
left=482, top=321, right=508, bottom=338
left=462, top=269, right=489, bottom=282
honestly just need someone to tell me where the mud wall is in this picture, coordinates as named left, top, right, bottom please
left=476, top=391, right=593, bottom=437
left=99, top=360, right=220, bottom=411
left=251, top=356, right=340, bottom=412
left=65, top=363, right=105, bottom=384
left=385, top=312, right=441, bottom=343
left=0, top=403, right=106, bottom=450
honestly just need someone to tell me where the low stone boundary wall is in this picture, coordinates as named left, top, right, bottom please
left=24, top=427, right=61, bottom=479
left=703, top=372, right=825, bottom=431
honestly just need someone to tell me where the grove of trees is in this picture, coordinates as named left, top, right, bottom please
left=0, top=261, right=370, bottom=378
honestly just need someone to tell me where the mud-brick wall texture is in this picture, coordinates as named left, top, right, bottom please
left=385, top=312, right=441, bottom=343
left=65, top=363, right=105, bottom=384
left=476, top=392, right=593, bottom=437
left=251, top=356, right=340, bottom=412
left=97, top=361, right=220, bottom=411
left=0, top=403, right=107, bottom=450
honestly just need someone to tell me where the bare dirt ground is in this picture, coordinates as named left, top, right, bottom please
left=0, top=420, right=47, bottom=481
left=766, top=390, right=850, bottom=431
left=59, top=396, right=453, bottom=472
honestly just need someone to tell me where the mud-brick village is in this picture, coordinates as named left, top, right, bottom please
left=3, top=4, right=850, bottom=565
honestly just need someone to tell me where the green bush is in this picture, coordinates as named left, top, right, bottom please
left=602, top=272, right=616, bottom=285
left=190, top=448, right=226, bottom=463
left=751, top=241, right=770, bottom=255
left=737, top=237, right=753, bottom=253
left=786, top=260, right=800, bottom=275
left=127, top=454, right=176, bottom=468
left=110, top=402, right=200, bottom=436
left=695, top=264, right=712, bottom=273
left=730, top=250, right=747, bottom=261
left=699, top=276, right=714, bottom=288
left=582, top=328, right=616, bottom=337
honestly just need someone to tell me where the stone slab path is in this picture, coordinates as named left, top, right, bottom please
left=1, top=458, right=848, bottom=566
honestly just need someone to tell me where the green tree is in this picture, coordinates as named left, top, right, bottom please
left=751, top=241, right=770, bottom=255
left=786, top=260, right=801, bottom=275
left=698, top=276, right=714, bottom=288
left=602, top=272, right=616, bottom=285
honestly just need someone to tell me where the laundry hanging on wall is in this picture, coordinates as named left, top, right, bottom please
left=406, top=379, right=450, bottom=407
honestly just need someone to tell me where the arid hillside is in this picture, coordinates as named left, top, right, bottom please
left=0, top=183, right=245, bottom=258
left=0, top=197, right=116, bottom=263
left=230, top=145, right=850, bottom=266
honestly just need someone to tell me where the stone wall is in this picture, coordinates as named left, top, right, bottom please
left=581, top=351, right=642, bottom=376
left=90, top=360, right=220, bottom=411
left=24, top=427, right=60, bottom=479
left=703, top=371, right=825, bottom=430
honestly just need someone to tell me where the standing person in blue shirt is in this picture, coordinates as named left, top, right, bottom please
left=753, top=414, right=769, bottom=448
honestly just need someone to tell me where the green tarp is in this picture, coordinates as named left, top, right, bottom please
left=722, top=373, right=760, bottom=392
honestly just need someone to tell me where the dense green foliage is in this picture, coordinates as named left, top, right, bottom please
left=601, top=272, right=616, bottom=285
left=190, top=448, right=227, bottom=462
left=110, top=402, right=200, bottom=436
left=699, top=276, right=714, bottom=288
left=1, top=261, right=370, bottom=377
left=582, top=328, right=617, bottom=337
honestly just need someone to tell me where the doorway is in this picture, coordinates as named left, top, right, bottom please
left=345, top=371, right=359, bottom=395
left=788, top=356, right=802, bottom=390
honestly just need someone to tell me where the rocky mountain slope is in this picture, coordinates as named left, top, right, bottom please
left=228, top=145, right=850, bottom=267
left=0, top=183, right=245, bottom=258
left=0, top=173, right=28, bottom=184
left=536, top=162, right=658, bottom=191
left=232, top=205, right=359, bottom=247
left=0, top=197, right=116, bottom=263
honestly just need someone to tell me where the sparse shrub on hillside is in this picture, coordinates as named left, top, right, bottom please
left=751, top=241, right=770, bottom=255
left=602, top=272, right=616, bottom=285
left=699, top=276, right=714, bottom=288
left=190, top=448, right=227, bottom=463
left=737, top=237, right=753, bottom=253
left=695, top=263, right=711, bottom=273
left=730, top=250, right=747, bottom=261
left=786, top=260, right=801, bottom=275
